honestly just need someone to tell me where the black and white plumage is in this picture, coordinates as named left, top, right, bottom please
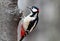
left=17, top=6, right=39, bottom=41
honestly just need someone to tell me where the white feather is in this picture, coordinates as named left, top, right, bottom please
left=23, top=16, right=36, bottom=31
left=32, top=8, right=37, bottom=12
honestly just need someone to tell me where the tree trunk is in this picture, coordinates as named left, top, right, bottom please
left=0, top=0, right=21, bottom=41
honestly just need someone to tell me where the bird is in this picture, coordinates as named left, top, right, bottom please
left=17, top=6, right=39, bottom=41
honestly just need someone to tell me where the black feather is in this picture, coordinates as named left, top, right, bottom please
left=19, top=36, right=25, bottom=41
left=27, top=15, right=39, bottom=31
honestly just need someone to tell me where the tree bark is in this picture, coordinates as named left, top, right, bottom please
left=0, top=0, right=21, bottom=41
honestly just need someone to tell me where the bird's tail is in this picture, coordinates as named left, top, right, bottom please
left=19, top=36, right=25, bottom=41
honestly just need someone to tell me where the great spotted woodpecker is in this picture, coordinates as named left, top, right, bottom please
left=17, top=6, right=39, bottom=41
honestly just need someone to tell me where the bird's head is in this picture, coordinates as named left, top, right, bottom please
left=28, top=6, right=39, bottom=13
left=32, top=6, right=39, bottom=13
left=28, top=6, right=39, bottom=14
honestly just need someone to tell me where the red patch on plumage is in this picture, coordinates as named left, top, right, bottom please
left=37, top=9, right=39, bottom=13
left=20, top=24, right=26, bottom=37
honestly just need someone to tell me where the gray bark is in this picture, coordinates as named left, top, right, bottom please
left=0, top=0, right=20, bottom=41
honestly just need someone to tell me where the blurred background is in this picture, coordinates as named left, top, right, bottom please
left=0, top=0, right=60, bottom=41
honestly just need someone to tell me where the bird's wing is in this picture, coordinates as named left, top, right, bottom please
left=32, top=16, right=39, bottom=31
left=27, top=17, right=39, bottom=32
left=30, top=20, right=37, bottom=32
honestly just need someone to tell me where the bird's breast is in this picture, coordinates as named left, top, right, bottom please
left=23, top=17, right=32, bottom=31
